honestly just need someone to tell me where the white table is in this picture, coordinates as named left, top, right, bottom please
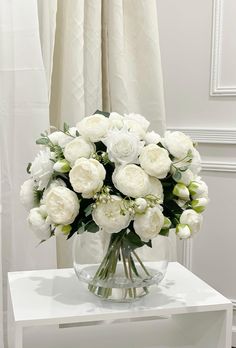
left=8, top=262, right=232, bottom=348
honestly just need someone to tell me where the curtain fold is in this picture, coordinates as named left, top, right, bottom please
left=0, top=1, right=57, bottom=346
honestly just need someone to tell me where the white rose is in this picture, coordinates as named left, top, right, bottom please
left=148, top=176, right=164, bottom=203
left=109, top=112, right=124, bottom=129
left=103, top=128, right=144, bottom=165
left=145, top=131, right=161, bottom=145
left=45, top=186, right=80, bottom=225
left=112, top=164, right=150, bottom=198
left=190, top=147, right=201, bottom=174
left=28, top=206, right=51, bottom=241
left=173, top=183, right=190, bottom=200
left=163, top=131, right=193, bottom=159
left=189, top=177, right=208, bottom=199
left=76, top=114, right=111, bottom=142
left=176, top=224, right=191, bottom=239
left=173, top=168, right=194, bottom=186
left=30, top=148, right=54, bottom=189
left=69, top=158, right=105, bottom=197
left=139, top=144, right=171, bottom=179
left=124, top=113, right=150, bottom=132
left=64, top=136, right=95, bottom=165
left=180, top=209, right=203, bottom=234
left=48, top=131, right=72, bottom=148
left=134, top=206, right=164, bottom=242
left=20, top=178, right=37, bottom=210
left=123, top=119, right=146, bottom=139
left=92, top=196, right=131, bottom=233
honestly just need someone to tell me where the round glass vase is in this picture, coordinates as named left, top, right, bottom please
left=73, top=230, right=171, bottom=302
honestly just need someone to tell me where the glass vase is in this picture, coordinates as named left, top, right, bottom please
left=73, top=230, right=170, bottom=302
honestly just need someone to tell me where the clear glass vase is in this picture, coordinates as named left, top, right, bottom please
left=73, top=230, right=171, bottom=302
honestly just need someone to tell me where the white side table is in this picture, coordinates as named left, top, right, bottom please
left=8, top=262, right=232, bottom=348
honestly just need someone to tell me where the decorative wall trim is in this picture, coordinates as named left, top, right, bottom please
left=202, top=161, right=236, bottom=172
left=167, top=127, right=236, bottom=144
left=210, top=0, right=236, bottom=96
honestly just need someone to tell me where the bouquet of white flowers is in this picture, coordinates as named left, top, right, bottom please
left=21, top=111, right=208, bottom=301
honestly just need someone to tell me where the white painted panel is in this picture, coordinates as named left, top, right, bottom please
left=220, top=0, right=236, bottom=87
left=191, top=171, right=236, bottom=300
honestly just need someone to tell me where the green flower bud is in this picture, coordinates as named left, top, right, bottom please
left=191, top=197, right=209, bottom=213
left=53, top=159, right=70, bottom=173
left=173, top=183, right=190, bottom=200
left=176, top=224, right=191, bottom=239
left=163, top=217, right=171, bottom=229
left=54, top=224, right=72, bottom=236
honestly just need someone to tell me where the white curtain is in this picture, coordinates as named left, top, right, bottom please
left=0, top=1, right=56, bottom=347
left=38, top=0, right=167, bottom=267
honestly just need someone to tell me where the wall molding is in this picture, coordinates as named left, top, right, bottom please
left=210, top=0, right=236, bottom=96
left=167, top=127, right=236, bottom=144
left=202, top=161, right=236, bottom=172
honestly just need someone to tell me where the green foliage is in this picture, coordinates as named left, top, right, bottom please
left=93, top=109, right=110, bottom=118
left=26, top=162, right=32, bottom=174
left=63, top=122, right=69, bottom=133
left=36, top=137, right=50, bottom=145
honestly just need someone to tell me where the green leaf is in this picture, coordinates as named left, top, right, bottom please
left=63, top=122, right=69, bottom=132
left=26, top=162, right=32, bottom=174
left=122, top=230, right=146, bottom=256
left=159, top=229, right=169, bottom=237
left=84, top=204, right=93, bottom=217
left=93, top=109, right=110, bottom=118
left=75, top=130, right=80, bottom=137
left=36, top=137, right=49, bottom=145
left=84, top=220, right=99, bottom=233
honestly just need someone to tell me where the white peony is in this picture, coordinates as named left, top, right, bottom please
left=112, top=164, right=150, bottom=198
left=64, top=136, right=95, bottom=165
left=145, top=131, right=161, bottom=145
left=109, top=112, right=124, bottom=129
left=134, top=206, right=164, bottom=242
left=20, top=178, right=37, bottom=210
left=30, top=148, right=54, bottom=190
left=176, top=224, right=191, bottom=239
left=45, top=186, right=80, bottom=225
left=163, top=131, right=193, bottom=159
left=139, top=144, right=171, bottom=179
left=190, top=147, right=201, bottom=174
left=103, top=128, right=144, bottom=165
left=188, top=177, right=208, bottom=199
left=92, top=195, right=131, bottom=234
left=124, top=113, right=150, bottom=132
left=41, top=178, right=66, bottom=204
left=76, top=114, right=111, bottom=142
left=48, top=131, right=72, bottom=148
left=180, top=209, right=203, bottom=234
left=148, top=176, right=164, bottom=202
left=69, top=158, right=106, bottom=197
left=28, top=206, right=51, bottom=241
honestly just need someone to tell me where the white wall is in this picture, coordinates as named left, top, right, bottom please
left=157, top=0, right=236, bottom=344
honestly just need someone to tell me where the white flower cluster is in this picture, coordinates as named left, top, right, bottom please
left=20, top=112, right=208, bottom=244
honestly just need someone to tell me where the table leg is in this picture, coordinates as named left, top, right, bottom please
left=14, top=325, right=23, bottom=348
